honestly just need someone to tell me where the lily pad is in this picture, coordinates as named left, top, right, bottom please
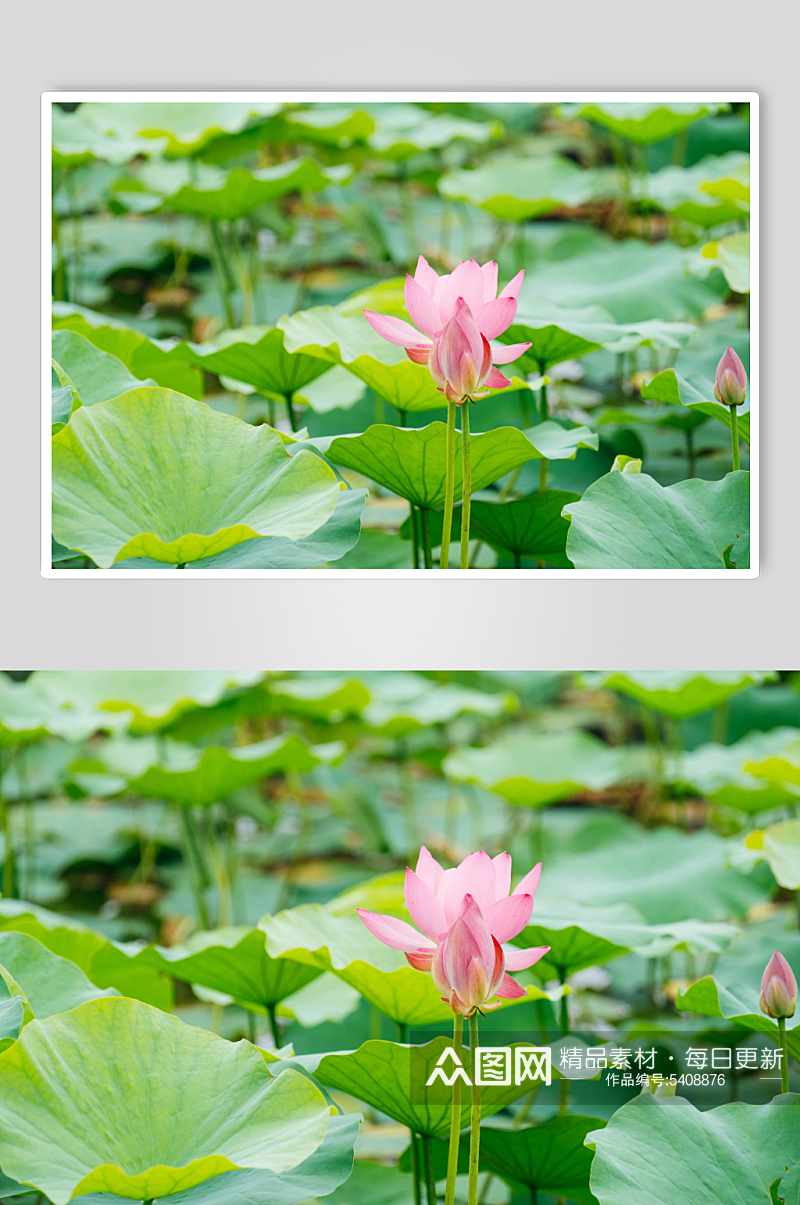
left=368, top=105, right=502, bottom=160
left=588, top=671, right=771, bottom=719
left=0, top=900, right=173, bottom=1010
left=360, top=677, right=516, bottom=738
left=52, top=388, right=343, bottom=567
left=0, top=932, right=118, bottom=1019
left=480, top=1115, right=605, bottom=1204
left=322, top=422, right=596, bottom=511
left=98, top=732, right=344, bottom=806
left=51, top=107, right=169, bottom=166
left=641, top=367, right=751, bottom=443
left=586, top=1094, right=800, bottom=1205
left=744, top=820, right=800, bottom=890
left=702, top=232, right=750, bottom=294
left=439, top=153, right=604, bottom=221
left=570, top=101, right=724, bottom=145
left=0, top=974, right=26, bottom=1052
left=0, top=675, right=131, bottom=747
left=140, top=927, right=321, bottom=1012
left=443, top=729, right=625, bottom=807
left=52, top=331, right=151, bottom=425
left=174, top=326, right=331, bottom=397
left=678, top=731, right=800, bottom=813
left=160, top=160, right=353, bottom=220
left=75, top=100, right=283, bottom=157
left=278, top=307, right=531, bottom=413
left=302, top=1037, right=542, bottom=1137
left=467, top=491, right=579, bottom=567
left=501, top=304, right=622, bottom=369
left=260, top=904, right=551, bottom=1027
left=0, top=997, right=332, bottom=1204
left=52, top=303, right=203, bottom=398
left=34, top=671, right=263, bottom=735
left=135, top=1112, right=361, bottom=1205
left=677, top=975, right=800, bottom=1061
left=563, top=470, right=751, bottom=570
left=644, top=153, right=750, bottom=227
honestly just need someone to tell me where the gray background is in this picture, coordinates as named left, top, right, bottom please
left=3, top=0, right=796, bottom=670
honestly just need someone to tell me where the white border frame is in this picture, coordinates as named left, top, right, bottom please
left=41, top=90, right=759, bottom=579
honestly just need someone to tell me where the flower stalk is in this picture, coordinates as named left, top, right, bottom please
left=778, top=1017, right=790, bottom=1094
left=440, top=400, right=457, bottom=568
left=468, top=1012, right=481, bottom=1205
left=460, top=405, right=472, bottom=570
left=444, top=1013, right=464, bottom=1205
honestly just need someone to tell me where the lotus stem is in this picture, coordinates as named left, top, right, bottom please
left=246, top=1009, right=257, bottom=1044
left=729, top=404, right=740, bottom=471
left=176, top=806, right=211, bottom=930
left=444, top=1013, right=464, bottom=1205
left=468, top=1012, right=481, bottom=1205
left=397, top=409, right=407, bottom=426
left=559, top=971, right=570, bottom=1118
left=778, top=1017, right=790, bottom=1094
left=538, top=363, right=549, bottom=489
left=410, top=1132, right=423, bottom=1205
left=460, top=406, right=471, bottom=570
left=284, top=393, right=298, bottom=432
left=410, top=504, right=421, bottom=569
left=0, top=755, right=14, bottom=899
left=685, top=428, right=696, bottom=478
left=440, top=400, right=457, bottom=568
left=422, top=1134, right=437, bottom=1205
left=208, top=220, right=237, bottom=329
left=420, top=508, right=433, bottom=569
left=267, top=1003, right=280, bottom=1049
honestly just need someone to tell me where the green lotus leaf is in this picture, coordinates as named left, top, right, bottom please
left=321, top=1160, right=412, bottom=1205
left=34, top=671, right=264, bottom=735
left=279, top=973, right=361, bottom=1028
left=51, top=363, right=78, bottom=431
left=0, top=997, right=332, bottom=1204
left=745, top=740, right=800, bottom=790
left=677, top=975, right=800, bottom=1062
left=52, top=304, right=203, bottom=398
left=156, top=160, right=352, bottom=220
left=301, top=1037, right=543, bottom=1138
left=501, top=304, right=622, bottom=369
left=587, top=1095, right=800, bottom=1204
left=138, top=927, right=322, bottom=1011
left=479, top=1115, right=605, bottom=1203
left=643, top=153, right=750, bottom=227
left=259, top=904, right=552, bottom=1027
left=0, top=900, right=173, bottom=1010
left=588, top=670, right=772, bottom=718
left=268, top=676, right=371, bottom=721
left=466, top=491, right=579, bottom=566
left=517, top=239, right=724, bottom=323
left=321, top=422, right=596, bottom=511
left=702, top=231, right=750, bottom=294
left=0, top=932, right=119, bottom=1020
left=77, top=100, right=283, bottom=158
left=538, top=823, right=768, bottom=924
left=0, top=972, right=28, bottom=1051
left=519, top=904, right=737, bottom=981
left=94, top=732, right=344, bottom=806
left=563, top=470, right=750, bottom=570
left=641, top=367, right=751, bottom=443
left=678, top=730, right=800, bottom=813
left=0, top=675, right=131, bottom=746
left=438, top=153, right=603, bottom=221
left=369, top=105, right=502, bottom=160
left=119, top=1112, right=361, bottom=1205
left=52, top=388, right=343, bottom=567
left=744, top=820, right=800, bottom=891
left=278, top=307, right=531, bottom=413
left=52, top=107, right=169, bottom=166
left=52, top=331, right=154, bottom=422
left=359, top=674, right=516, bottom=738
left=443, top=729, right=625, bottom=807
left=283, top=104, right=375, bottom=147
left=570, top=101, right=724, bottom=145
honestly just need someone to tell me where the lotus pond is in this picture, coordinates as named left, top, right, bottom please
left=0, top=668, right=796, bottom=1203
left=48, top=98, right=752, bottom=571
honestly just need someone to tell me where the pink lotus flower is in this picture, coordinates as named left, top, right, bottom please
left=760, top=950, right=797, bottom=1019
left=714, top=345, right=747, bottom=408
left=363, top=257, right=532, bottom=405
left=358, top=847, right=549, bottom=1013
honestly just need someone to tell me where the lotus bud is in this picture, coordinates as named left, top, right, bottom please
left=713, top=346, right=747, bottom=408
left=759, top=950, right=797, bottom=1019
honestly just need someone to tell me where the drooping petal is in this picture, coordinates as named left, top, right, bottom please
left=357, top=909, right=432, bottom=952
left=363, top=310, right=425, bottom=347
left=492, top=853, right=512, bottom=900
left=443, top=851, right=498, bottom=922
left=484, top=893, right=535, bottom=943
left=503, top=945, right=550, bottom=971
left=414, top=254, right=440, bottom=295
left=405, top=274, right=443, bottom=339
left=415, top=845, right=445, bottom=891
left=494, top=972, right=528, bottom=999
left=481, top=260, right=499, bottom=303
left=406, top=947, right=435, bottom=972
left=473, top=296, right=518, bottom=340
left=406, top=344, right=431, bottom=365
left=488, top=935, right=506, bottom=996
left=437, top=259, right=485, bottom=322
left=405, top=867, right=448, bottom=942
left=513, top=863, right=542, bottom=900
left=489, top=341, right=532, bottom=364
left=498, top=269, right=525, bottom=302
left=485, top=366, right=512, bottom=390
